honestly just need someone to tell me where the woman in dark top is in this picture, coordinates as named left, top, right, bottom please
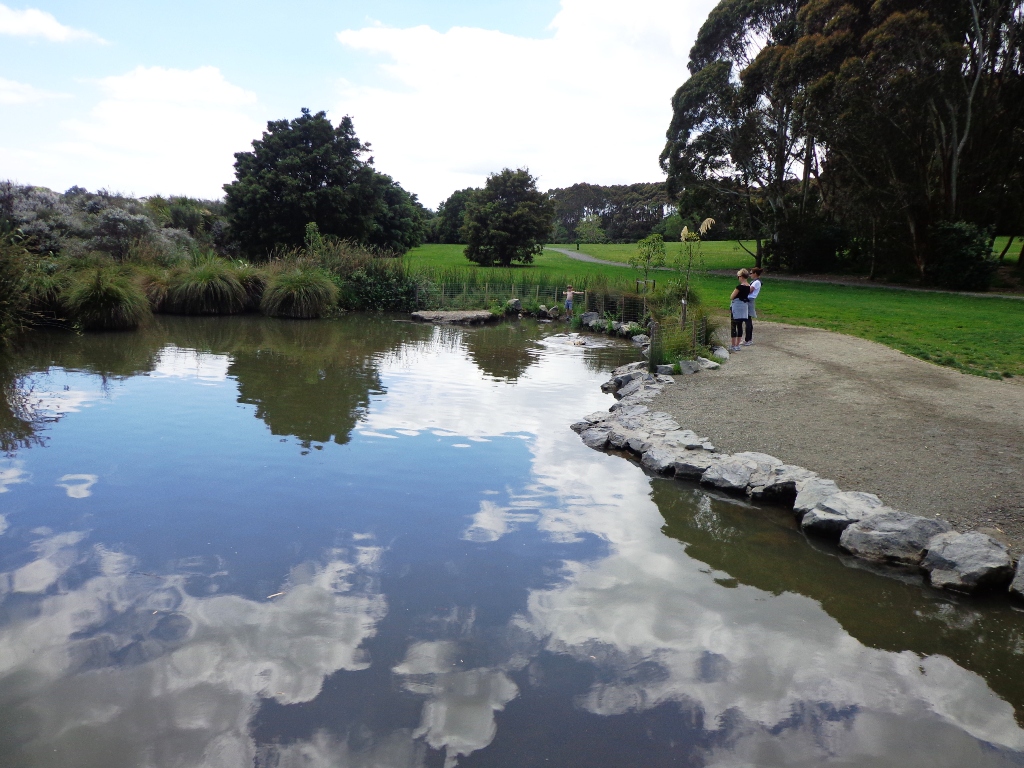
left=729, top=269, right=751, bottom=351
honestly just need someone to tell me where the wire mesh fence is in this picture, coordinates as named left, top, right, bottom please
left=648, top=315, right=716, bottom=367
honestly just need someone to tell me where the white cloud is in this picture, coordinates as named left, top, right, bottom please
left=334, top=0, right=718, bottom=207
left=0, top=75, right=66, bottom=104
left=0, top=3, right=104, bottom=42
left=53, top=66, right=263, bottom=198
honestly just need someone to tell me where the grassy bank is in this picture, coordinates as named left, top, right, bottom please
left=406, top=244, right=1024, bottom=379
left=695, top=274, right=1024, bottom=379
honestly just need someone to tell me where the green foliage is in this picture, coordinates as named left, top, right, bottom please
left=463, top=169, right=554, bottom=267
left=630, top=234, right=667, bottom=285
left=261, top=267, right=339, bottom=318
left=164, top=257, right=248, bottom=315
left=63, top=268, right=151, bottom=331
left=575, top=214, right=608, bottom=244
left=224, top=109, right=424, bottom=257
left=926, top=222, right=997, bottom=292
left=549, top=182, right=669, bottom=243
left=0, top=242, right=29, bottom=344
left=434, top=188, right=477, bottom=244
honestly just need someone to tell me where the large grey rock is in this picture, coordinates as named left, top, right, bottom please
left=608, top=429, right=630, bottom=449
left=801, top=492, right=885, bottom=537
left=711, top=346, right=730, bottom=360
left=677, top=360, right=701, bottom=375
left=672, top=452, right=722, bottom=481
left=547, top=306, right=561, bottom=319
left=641, top=447, right=676, bottom=474
left=581, top=312, right=600, bottom=325
left=701, top=458, right=756, bottom=491
left=506, top=298, right=521, bottom=312
left=1010, top=562, right=1024, bottom=600
left=748, top=464, right=818, bottom=504
left=696, top=357, right=721, bottom=370
left=922, top=532, right=1013, bottom=592
left=626, top=436, right=650, bottom=454
left=793, top=478, right=841, bottom=516
left=612, top=361, right=647, bottom=377
left=631, top=334, right=650, bottom=345
left=655, top=364, right=675, bottom=375
left=616, top=378, right=645, bottom=399
left=839, top=510, right=952, bottom=565
left=580, top=427, right=611, bottom=449
left=663, top=430, right=706, bottom=450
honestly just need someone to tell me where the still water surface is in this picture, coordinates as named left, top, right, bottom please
left=1, top=315, right=1024, bottom=768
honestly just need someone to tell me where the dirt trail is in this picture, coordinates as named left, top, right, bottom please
left=648, top=322, right=1024, bottom=550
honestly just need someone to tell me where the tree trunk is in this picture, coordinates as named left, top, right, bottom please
left=755, top=239, right=763, bottom=268
left=997, top=235, right=1016, bottom=263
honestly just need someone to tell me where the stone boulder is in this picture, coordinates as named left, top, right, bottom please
left=711, top=346, right=730, bottom=360
left=748, top=464, right=818, bottom=504
left=839, top=510, right=951, bottom=565
left=631, top=334, right=650, bottom=346
left=580, top=427, right=611, bottom=449
left=677, top=360, right=701, bottom=375
left=663, top=430, right=706, bottom=451
left=547, top=306, right=561, bottom=319
left=793, top=478, right=841, bottom=517
left=655, top=364, right=675, bottom=375
left=800, top=492, right=885, bottom=537
left=672, top=452, right=722, bottom=481
left=1010, top=562, right=1024, bottom=601
left=581, top=311, right=600, bottom=325
left=507, top=298, right=521, bottom=312
left=921, top=532, right=1013, bottom=592
left=696, top=357, right=721, bottom=370
left=641, top=447, right=676, bottom=474
left=612, top=361, right=647, bottom=376
left=701, top=457, right=762, bottom=491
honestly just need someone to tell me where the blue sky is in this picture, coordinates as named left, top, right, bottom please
left=1, top=0, right=715, bottom=207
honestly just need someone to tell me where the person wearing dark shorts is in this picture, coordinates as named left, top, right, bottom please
left=729, top=269, right=751, bottom=351
left=743, top=267, right=762, bottom=345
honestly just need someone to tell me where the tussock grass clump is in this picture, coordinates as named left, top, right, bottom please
left=0, top=243, right=29, bottom=343
left=232, top=262, right=267, bottom=310
left=63, top=268, right=151, bottom=331
left=164, top=258, right=248, bottom=315
left=261, top=267, right=338, bottom=318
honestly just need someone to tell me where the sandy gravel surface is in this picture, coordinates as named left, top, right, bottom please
left=648, top=322, right=1024, bottom=551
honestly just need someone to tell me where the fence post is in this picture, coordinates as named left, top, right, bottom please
left=648, top=321, right=660, bottom=371
left=535, top=285, right=540, bottom=302
left=485, top=283, right=489, bottom=306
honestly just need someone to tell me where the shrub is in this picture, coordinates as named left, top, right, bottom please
left=63, top=268, right=151, bottom=330
left=164, top=257, right=248, bottom=314
left=89, top=208, right=157, bottom=260
left=927, top=221, right=996, bottom=291
left=0, top=242, right=29, bottom=344
left=261, top=267, right=338, bottom=318
left=233, top=262, right=267, bottom=310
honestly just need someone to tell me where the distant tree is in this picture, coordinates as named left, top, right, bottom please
left=224, top=109, right=423, bottom=257
left=630, top=234, right=666, bottom=289
left=435, top=188, right=477, bottom=244
left=462, top=169, right=554, bottom=267
left=576, top=214, right=608, bottom=244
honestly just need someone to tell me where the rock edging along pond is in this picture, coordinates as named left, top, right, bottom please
left=573, top=360, right=1024, bottom=600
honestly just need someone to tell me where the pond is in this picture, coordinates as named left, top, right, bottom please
left=1, top=315, right=1024, bottom=768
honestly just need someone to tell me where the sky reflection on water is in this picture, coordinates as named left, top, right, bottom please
left=1, top=316, right=1023, bottom=768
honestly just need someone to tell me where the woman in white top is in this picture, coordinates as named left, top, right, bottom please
left=743, top=267, right=762, bottom=345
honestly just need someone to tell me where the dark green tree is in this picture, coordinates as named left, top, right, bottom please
left=224, top=109, right=423, bottom=257
left=435, top=188, right=477, bottom=244
left=462, top=169, right=554, bottom=267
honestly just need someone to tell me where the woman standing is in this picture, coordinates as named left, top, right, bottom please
left=743, top=267, right=762, bottom=345
left=729, top=269, right=751, bottom=352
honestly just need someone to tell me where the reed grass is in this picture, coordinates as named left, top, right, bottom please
left=63, top=267, right=151, bottom=331
left=164, top=258, right=248, bottom=315
left=261, top=267, right=339, bottom=318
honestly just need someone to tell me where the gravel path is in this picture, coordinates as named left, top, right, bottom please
left=647, top=322, right=1024, bottom=551
left=547, top=247, right=631, bottom=267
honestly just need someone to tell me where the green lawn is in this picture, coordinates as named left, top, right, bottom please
left=994, top=235, right=1020, bottom=264
left=405, top=244, right=1024, bottom=379
left=695, top=273, right=1024, bottom=378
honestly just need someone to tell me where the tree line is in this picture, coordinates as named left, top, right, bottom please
left=661, top=0, right=1024, bottom=287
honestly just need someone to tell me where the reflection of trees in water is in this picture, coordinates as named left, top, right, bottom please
left=461, top=323, right=540, bottom=381
left=0, top=357, right=42, bottom=454
left=654, top=480, right=1024, bottom=724
left=158, top=316, right=429, bottom=447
